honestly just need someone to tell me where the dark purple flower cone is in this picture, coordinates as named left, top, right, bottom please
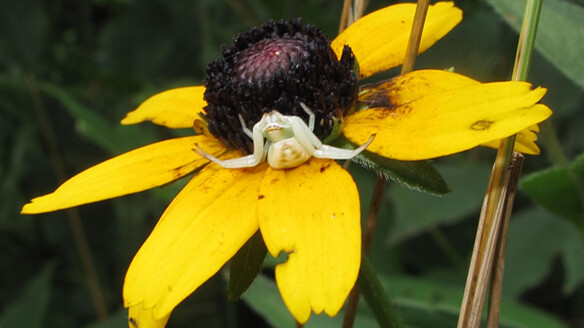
left=203, top=19, right=357, bottom=153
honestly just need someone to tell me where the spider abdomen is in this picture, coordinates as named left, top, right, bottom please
left=267, top=138, right=312, bottom=169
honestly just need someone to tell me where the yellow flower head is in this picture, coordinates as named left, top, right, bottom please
left=21, top=2, right=552, bottom=327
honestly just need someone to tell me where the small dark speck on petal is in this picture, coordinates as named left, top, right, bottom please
left=320, top=163, right=332, bottom=173
left=171, top=166, right=184, bottom=180
left=471, top=120, right=493, bottom=131
left=129, top=317, right=138, bottom=328
left=258, top=194, right=265, bottom=200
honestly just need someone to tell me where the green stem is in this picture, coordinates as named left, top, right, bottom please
left=495, top=0, right=543, bottom=170
left=460, top=0, right=543, bottom=327
left=344, top=1, right=429, bottom=327
left=345, top=1, right=429, bottom=327
left=357, top=254, right=403, bottom=328
left=511, top=0, right=543, bottom=82
left=486, top=0, right=543, bottom=258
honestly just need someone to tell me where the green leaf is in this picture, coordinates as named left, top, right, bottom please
left=242, top=275, right=296, bottom=328
left=381, top=275, right=568, bottom=328
left=35, top=80, right=158, bottom=155
left=242, top=268, right=569, bottom=328
left=520, top=152, right=584, bottom=236
left=333, top=135, right=450, bottom=195
left=0, top=263, right=55, bottom=328
left=228, top=231, right=267, bottom=300
left=486, top=0, right=584, bottom=89
left=389, top=160, right=492, bottom=245
left=242, top=274, right=379, bottom=328
left=504, top=208, right=584, bottom=297
left=358, top=254, right=403, bottom=328
left=0, top=74, right=158, bottom=156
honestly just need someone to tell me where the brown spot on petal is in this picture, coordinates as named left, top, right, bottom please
left=129, top=318, right=138, bottom=328
left=471, top=120, right=493, bottom=131
left=258, top=194, right=265, bottom=200
left=359, top=82, right=395, bottom=108
left=394, top=105, right=412, bottom=118
left=320, top=162, right=332, bottom=173
left=365, top=108, right=390, bottom=120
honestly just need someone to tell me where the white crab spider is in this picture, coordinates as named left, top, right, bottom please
left=196, top=103, right=375, bottom=169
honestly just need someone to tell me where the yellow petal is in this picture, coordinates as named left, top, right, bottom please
left=358, top=70, right=543, bottom=154
left=344, top=82, right=552, bottom=160
left=128, top=304, right=170, bottom=328
left=332, top=2, right=462, bottom=79
left=21, top=136, right=224, bottom=214
left=481, top=124, right=541, bottom=155
left=359, top=69, right=480, bottom=106
left=122, top=86, right=206, bottom=129
left=257, top=158, right=361, bottom=323
left=123, top=159, right=267, bottom=320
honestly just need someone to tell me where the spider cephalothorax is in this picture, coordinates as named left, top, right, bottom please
left=203, top=18, right=358, bottom=154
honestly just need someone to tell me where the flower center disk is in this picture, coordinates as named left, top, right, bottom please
left=203, top=19, right=357, bottom=153
left=236, top=38, right=309, bottom=83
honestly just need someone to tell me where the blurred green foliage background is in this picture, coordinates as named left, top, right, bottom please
left=1, top=0, right=583, bottom=327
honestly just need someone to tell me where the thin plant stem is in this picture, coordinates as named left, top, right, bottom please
left=486, top=154, right=524, bottom=327
left=339, top=0, right=352, bottom=33
left=400, top=0, right=430, bottom=75
left=339, top=0, right=370, bottom=34
left=24, top=73, right=109, bottom=321
left=457, top=0, right=543, bottom=327
left=342, top=284, right=361, bottom=328
left=357, top=254, right=403, bottom=328
left=342, top=0, right=429, bottom=327
left=342, top=177, right=387, bottom=328
left=457, top=144, right=516, bottom=328
left=353, top=0, right=370, bottom=23
left=511, top=0, right=543, bottom=82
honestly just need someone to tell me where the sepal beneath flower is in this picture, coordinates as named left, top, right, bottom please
left=332, top=2, right=462, bottom=79
left=228, top=231, right=268, bottom=300
left=122, top=86, right=207, bottom=129
left=257, top=158, right=361, bottom=323
left=332, top=135, right=450, bottom=195
left=21, top=136, right=224, bottom=214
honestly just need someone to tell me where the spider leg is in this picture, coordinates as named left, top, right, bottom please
left=238, top=114, right=253, bottom=139
left=299, top=102, right=315, bottom=132
left=252, top=124, right=267, bottom=162
left=312, top=134, right=376, bottom=159
left=290, top=116, right=319, bottom=154
left=194, top=126, right=267, bottom=169
left=194, top=144, right=263, bottom=168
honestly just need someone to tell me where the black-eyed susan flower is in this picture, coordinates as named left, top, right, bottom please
left=21, top=2, right=552, bottom=327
